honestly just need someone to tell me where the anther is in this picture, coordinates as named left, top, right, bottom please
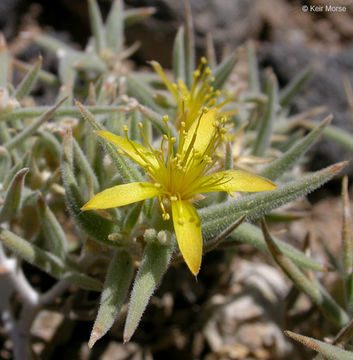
left=178, top=218, right=185, bottom=225
left=163, top=115, right=169, bottom=122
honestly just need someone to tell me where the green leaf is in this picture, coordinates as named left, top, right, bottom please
left=200, top=162, right=348, bottom=240
left=89, top=250, right=134, bottom=348
left=36, top=193, right=68, bottom=259
left=4, top=97, right=67, bottom=151
left=126, top=74, right=163, bottom=113
left=261, top=115, right=332, bottom=181
left=279, top=65, right=313, bottom=108
left=137, top=105, right=178, bottom=138
left=1, top=105, right=130, bottom=122
left=124, top=240, right=174, bottom=342
left=184, top=3, right=195, bottom=88
left=212, top=51, right=237, bottom=91
left=124, top=7, right=156, bottom=27
left=13, top=56, right=42, bottom=101
left=12, top=58, right=60, bottom=87
left=35, top=34, right=72, bottom=54
left=285, top=331, right=353, bottom=360
left=73, top=137, right=100, bottom=192
left=0, top=34, right=8, bottom=87
left=88, top=0, right=106, bottom=54
left=222, top=222, right=325, bottom=271
left=301, top=120, right=353, bottom=153
left=247, top=42, right=260, bottom=93
left=75, top=101, right=143, bottom=184
left=123, top=201, right=143, bottom=234
left=342, top=176, right=353, bottom=314
left=172, top=27, right=185, bottom=82
left=105, top=0, right=124, bottom=53
left=0, top=227, right=102, bottom=291
left=261, top=218, right=348, bottom=327
left=61, top=136, right=116, bottom=247
left=0, top=168, right=28, bottom=223
left=0, top=146, right=11, bottom=183
left=252, top=70, right=278, bottom=156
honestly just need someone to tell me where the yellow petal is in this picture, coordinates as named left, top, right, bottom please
left=181, top=108, right=217, bottom=155
left=96, top=131, right=159, bottom=170
left=81, top=182, right=160, bottom=211
left=171, top=200, right=202, bottom=275
left=198, top=170, right=276, bottom=194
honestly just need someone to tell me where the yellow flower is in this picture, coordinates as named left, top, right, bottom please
left=151, top=58, right=229, bottom=130
left=81, top=109, right=276, bottom=275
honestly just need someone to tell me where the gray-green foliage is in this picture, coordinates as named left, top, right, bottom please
left=0, top=1, right=351, bottom=358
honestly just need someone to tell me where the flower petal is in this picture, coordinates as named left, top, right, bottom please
left=81, top=182, right=160, bottom=211
left=96, top=130, right=159, bottom=170
left=171, top=200, right=202, bottom=275
left=181, top=108, right=217, bottom=155
left=197, top=170, right=276, bottom=194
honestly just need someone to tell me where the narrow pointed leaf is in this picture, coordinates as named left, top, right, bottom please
left=73, top=137, right=99, bottom=192
left=342, top=176, right=353, bottom=314
left=206, top=33, right=217, bottom=69
left=247, top=42, right=260, bottom=93
left=253, top=71, right=278, bottom=156
left=12, top=58, right=60, bottom=87
left=13, top=56, right=42, bottom=101
left=89, top=250, right=134, bottom=348
left=0, top=146, right=11, bottom=182
left=137, top=105, right=178, bottom=138
left=0, top=168, right=28, bottom=223
left=279, top=65, right=313, bottom=107
left=261, top=115, right=332, bottom=181
left=285, top=331, right=353, bottom=360
left=61, top=133, right=116, bottom=246
left=0, top=34, right=8, bottom=87
left=75, top=101, right=143, bottom=184
left=261, top=218, right=348, bottom=326
left=301, top=120, right=353, bottom=152
left=126, top=75, right=163, bottom=113
left=88, top=0, right=106, bottom=54
left=124, top=7, right=156, bottom=26
left=106, top=0, right=124, bottom=53
left=222, top=222, right=325, bottom=271
left=36, top=193, right=68, bottom=259
left=184, top=3, right=195, bottom=88
left=35, top=34, right=72, bottom=54
left=212, top=51, right=237, bottom=91
left=4, top=97, right=67, bottom=151
left=172, top=27, right=185, bottom=82
left=201, top=162, right=348, bottom=240
left=0, top=227, right=102, bottom=291
left=1, top=105, right=130, bottom=122
left=124, top=240, right=174, bottom=342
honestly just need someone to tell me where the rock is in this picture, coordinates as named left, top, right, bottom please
left=203, top=260, right=292, bottom=359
